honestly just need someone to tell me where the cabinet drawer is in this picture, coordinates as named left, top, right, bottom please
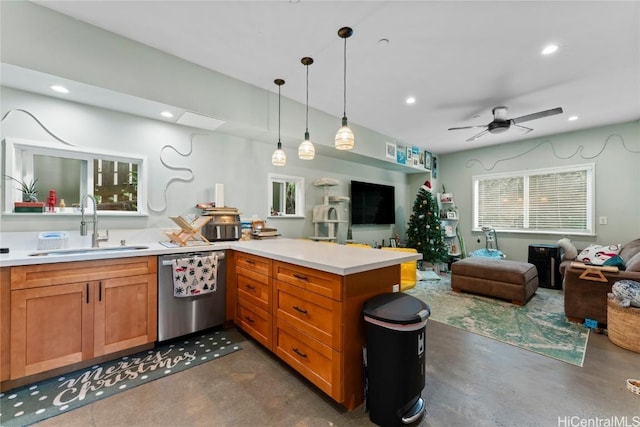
left=275, top=322, right=341, bottom=401
left=11, top=256, right=157, bottom=290
left=236, top=253, right=272, bottom=278
left=237, top=272, right=271, bottom=313
left=275, top=281, right=342, bottom=350
left=274, top=262, right=342, bottom=301
left=236, top=299, right=272, bottom=350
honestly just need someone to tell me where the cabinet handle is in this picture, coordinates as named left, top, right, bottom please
left=292, top=305, right=308, bottom=314
left=86, top=283, right=89, bottom=304
left=98, top=281, right=102, bottom=302
left=245, top=284, right=256, bottom=290
left=292, top=347, right=308, bottom=358
left=244, top=316, right=255, bottom=324
left=293, top=273, right=308, bottom=281
left=245, top=259, right=255, bottom=265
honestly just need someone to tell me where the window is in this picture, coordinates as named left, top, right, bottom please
left=268, top=173, right=305, bottom=218
left=472, top=164, right=594, bottom=235
left=3, top=138, right=147, bottom=215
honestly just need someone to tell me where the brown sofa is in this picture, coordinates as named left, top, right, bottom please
left=562, top=238, right=640, bottom=325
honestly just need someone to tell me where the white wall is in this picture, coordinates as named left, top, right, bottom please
left=0, top=86, right=411, bottom=246
left=438, top=120, right=640, bottom=262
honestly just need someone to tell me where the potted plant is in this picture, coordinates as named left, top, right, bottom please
left=4, top=175, right=44, bottom=212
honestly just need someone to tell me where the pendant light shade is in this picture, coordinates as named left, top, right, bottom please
left=272, top=79, right=286, bottom=166
left=335, top=26, right=354, bottom=150
left=298, top=57, right=315, bottom=160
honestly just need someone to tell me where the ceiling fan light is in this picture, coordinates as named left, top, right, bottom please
left=298, top=138, right=315, bottom=160
left=335, top=118, right=354, bottom=150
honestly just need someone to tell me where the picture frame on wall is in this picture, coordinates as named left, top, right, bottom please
left=386, top=142, right=397, bottom=159
left=406, top=146, right=413, bottom=161
left=412, top=146, right=420, bottom=167
left=424, top=150, right=432, bottom=171
left=396, top=144, right=406, bottom=164
left=432, top=155, right=438, bottom=178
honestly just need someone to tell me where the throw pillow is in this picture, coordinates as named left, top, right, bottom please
left=576, top=243, right=621, bottom=266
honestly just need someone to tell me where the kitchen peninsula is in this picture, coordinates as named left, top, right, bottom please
left=0, top=236, right=421, bottom=410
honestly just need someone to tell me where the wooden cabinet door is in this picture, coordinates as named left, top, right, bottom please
left=94, top=273, right=157, bottom=356
left=10, top=282, right=94, bottom=379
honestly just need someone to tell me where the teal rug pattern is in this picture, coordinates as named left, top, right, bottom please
left=407, top=274, right=589, bottom=367
left=0, top=329, right=241, bottom=427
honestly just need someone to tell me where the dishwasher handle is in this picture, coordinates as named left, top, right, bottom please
left=161, top=251, right=225, bottom=266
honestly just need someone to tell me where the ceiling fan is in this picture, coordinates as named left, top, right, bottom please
left=448, top=106, right=563, bottom=142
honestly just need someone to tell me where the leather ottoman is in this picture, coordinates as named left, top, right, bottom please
left=451, top=257, right=539, bottom=305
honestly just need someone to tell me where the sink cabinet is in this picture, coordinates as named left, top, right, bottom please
left=9, top=256, right=157, bottom=379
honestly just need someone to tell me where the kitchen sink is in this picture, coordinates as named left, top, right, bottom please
left=29, top=245, right=150, bottom=256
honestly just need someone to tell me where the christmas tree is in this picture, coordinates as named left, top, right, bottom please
left=406, top=181, right=448, bottom=265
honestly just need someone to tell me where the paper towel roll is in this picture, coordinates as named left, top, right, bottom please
left=215, top=183, right=224, bottom=207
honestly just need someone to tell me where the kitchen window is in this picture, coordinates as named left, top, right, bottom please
left=268, top=173, right=305, bottom=218
left=472, top=164, right=594, bottom=235
left=2, top=138, right=147, bottom=215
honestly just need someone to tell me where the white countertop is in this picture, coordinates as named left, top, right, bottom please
left=0, top=237, right=421, bottom=276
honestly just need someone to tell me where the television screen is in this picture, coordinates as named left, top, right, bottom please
left=350, top=181, right=396, bottom=225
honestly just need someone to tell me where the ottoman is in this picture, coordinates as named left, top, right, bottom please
left=451, top=257, right=539, bottom=305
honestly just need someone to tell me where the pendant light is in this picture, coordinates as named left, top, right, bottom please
left=271, top=79, right=287, bottom=166
left=298, top=57, right=315, bottom=160
left=335, top=26, right=355, bottom=150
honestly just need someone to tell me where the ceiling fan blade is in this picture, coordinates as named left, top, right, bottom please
left=511, top=107, right=563, bottom=124
left=448, top=125, right=487, bottom=131
left=466, top=129, right=489, bottom=142
left=513, top=123, right=533, bottom=133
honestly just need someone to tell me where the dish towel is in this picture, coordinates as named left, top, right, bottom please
left=172, top=254, right=218, bottom=297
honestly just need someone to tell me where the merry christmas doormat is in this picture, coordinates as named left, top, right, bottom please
left=0, top=329, right=241, bottom=427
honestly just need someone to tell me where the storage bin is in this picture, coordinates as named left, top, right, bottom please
left=607, top=295, right=640, bottom=353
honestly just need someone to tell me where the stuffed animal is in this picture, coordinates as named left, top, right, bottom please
left=557, top=237, right=578, bottom=261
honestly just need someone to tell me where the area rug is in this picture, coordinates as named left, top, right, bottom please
left=0, top=329, right=242, bottom=427
left=406, top=274, right=589, bottom=367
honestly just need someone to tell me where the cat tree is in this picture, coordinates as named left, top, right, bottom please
left=309, top=178, right=349, bottom=242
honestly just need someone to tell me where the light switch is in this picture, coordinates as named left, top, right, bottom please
left=599, top=216, right=608, bottom=225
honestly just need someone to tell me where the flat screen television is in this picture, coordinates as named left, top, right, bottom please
left=350, top=180, right=396, bottom=225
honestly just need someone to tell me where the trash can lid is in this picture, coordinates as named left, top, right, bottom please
left=363, top=292, right=430, bottom=325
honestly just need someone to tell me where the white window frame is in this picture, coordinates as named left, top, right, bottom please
left=268, top=173, right=305, bottom=218
left=2, top=138, right=148, bottom=215
left=472, top=163, right=595, bottom=236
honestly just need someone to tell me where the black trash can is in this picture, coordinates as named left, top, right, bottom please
left=363, top=292, right=430, bottom=427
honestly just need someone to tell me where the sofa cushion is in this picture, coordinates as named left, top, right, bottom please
left=620, top=239, right=640, bottom=262
left=625, top=252, right=640, bottom=272
left=576, top=243, right=621, bottom=266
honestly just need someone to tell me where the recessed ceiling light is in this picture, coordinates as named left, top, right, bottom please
left=541, top=44, right=558, bottom=55
left=406, top=96, right=416, bottom=105
left=568, top=115, right=578, bottom=121
left=160, top=111, right=174, bottom=118
left=50, top=85, right=69, bottom=94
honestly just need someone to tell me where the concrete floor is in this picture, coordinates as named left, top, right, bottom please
left=34, top=322, right=639, bottom=427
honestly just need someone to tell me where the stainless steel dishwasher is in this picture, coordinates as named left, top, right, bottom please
left=157, top=250, right=226, bottom=342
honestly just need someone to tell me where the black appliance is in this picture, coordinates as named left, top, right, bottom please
left=202, top=213, right=241, bottom=241
left=528, top=244, right=564, bottom=289
left=363, top=293, right=429, bottom=426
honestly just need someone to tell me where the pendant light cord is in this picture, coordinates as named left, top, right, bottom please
left=305, top=63, right=310, bottom=133
left=278, top=84, right=282, bottom=142
left=343, top=37, right=347, bottom=118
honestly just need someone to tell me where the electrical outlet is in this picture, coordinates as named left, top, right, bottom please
left=599, top=216, right=608, bottom=225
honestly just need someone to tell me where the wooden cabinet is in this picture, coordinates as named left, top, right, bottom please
left=231, top=251, right=399, bottom=410
left=9, top=257, right=157, bottom=379
left=234, top=252, right=273, bottom=350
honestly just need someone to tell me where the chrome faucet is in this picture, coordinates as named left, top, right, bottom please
left=80, top=194, right=109, bottom=247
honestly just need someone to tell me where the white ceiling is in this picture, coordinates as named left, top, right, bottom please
left=22, top=1, right=640, bottom=154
